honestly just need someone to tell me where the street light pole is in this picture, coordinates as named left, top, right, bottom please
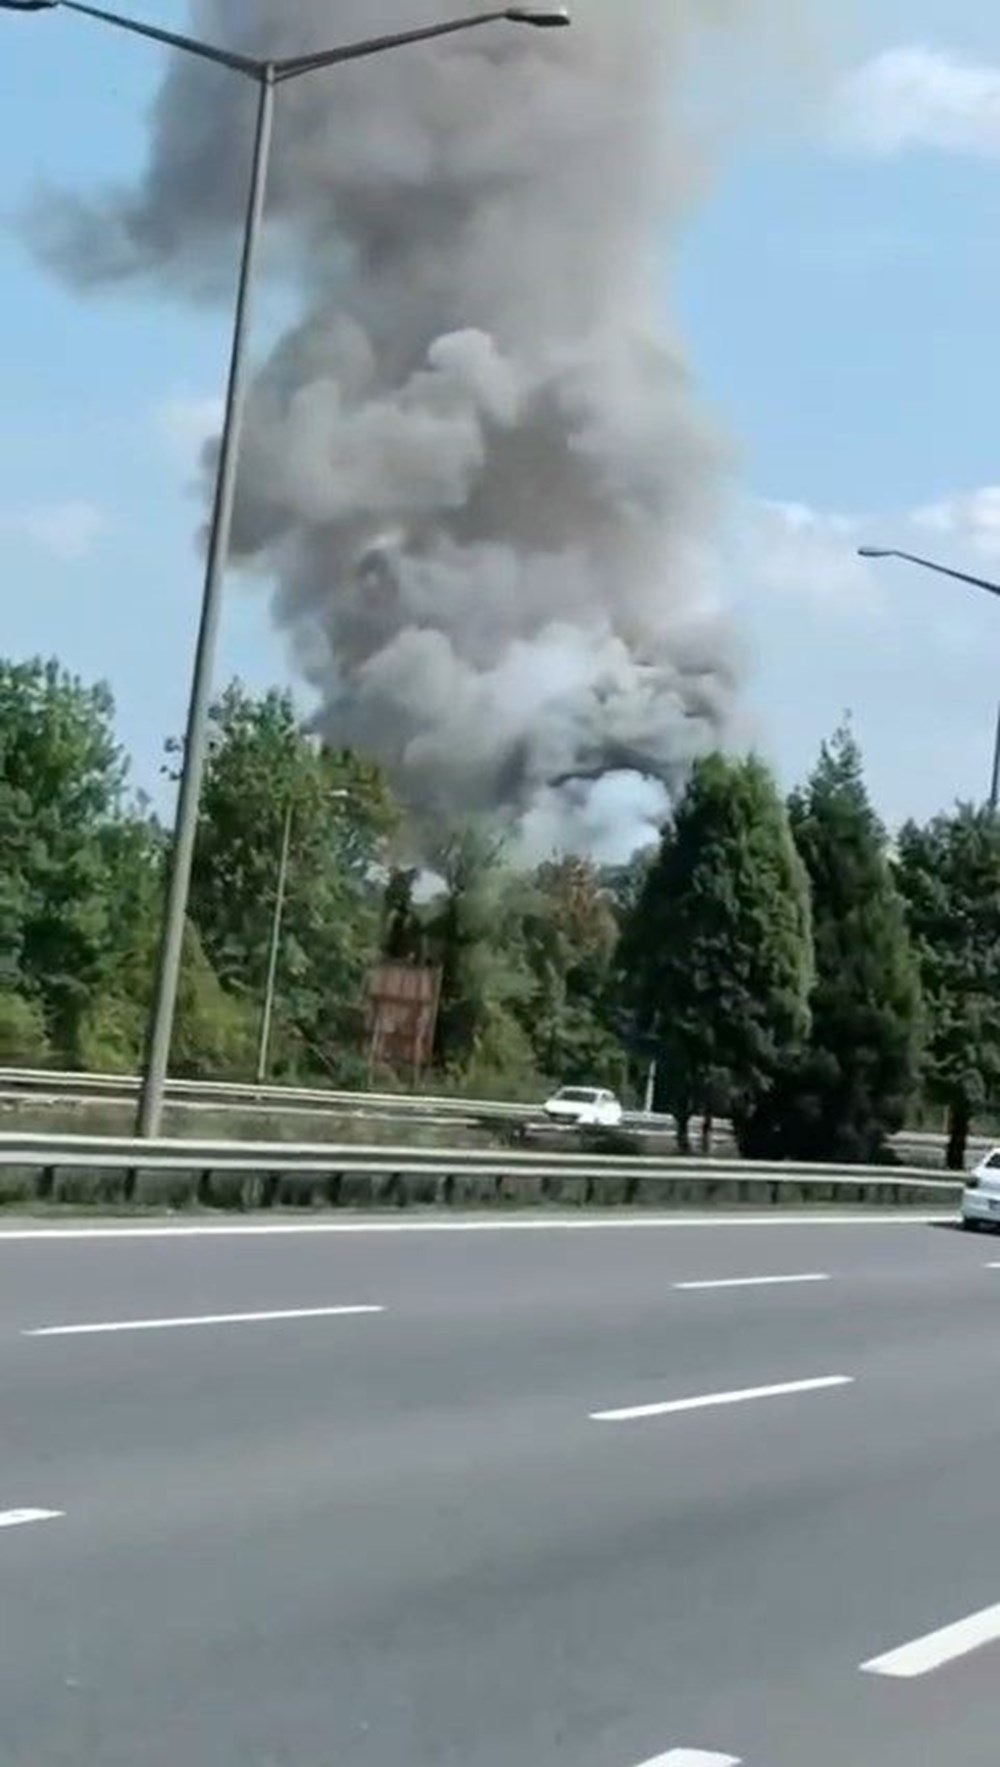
left=859, top=544, right=1000, bottom=814
left=989, top=700, right=1000, bottom=816
left=2, top=0, right=570, bottom=1136
left=256, top=792, right=293, bottom=1088
left=150, top=64, right=275, bottom=1128
left=255, top=782, right=350, bottom=1085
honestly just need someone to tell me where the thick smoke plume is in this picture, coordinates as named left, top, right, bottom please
left=34, top=0, right=760, bottom=859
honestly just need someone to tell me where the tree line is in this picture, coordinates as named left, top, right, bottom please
left=3, top=656, right=998, bottom=1166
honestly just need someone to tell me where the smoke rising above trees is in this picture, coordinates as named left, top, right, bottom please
left=28, top=1, right=775, bottom=856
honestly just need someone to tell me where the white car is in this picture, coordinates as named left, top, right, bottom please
left=961, top=1148, right=1000, bottom=1230
left=542, top=1086, right=624, bottom=1128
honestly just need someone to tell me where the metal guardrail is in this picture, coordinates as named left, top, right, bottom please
left=0, top=1068, right=972, bottom=1161
left=0, top=1067, right=534, bottom=1122
left=0, top=1133, right=963, bottom=1214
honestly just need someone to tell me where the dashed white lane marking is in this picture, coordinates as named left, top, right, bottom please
left=591, top=1374, right=854, bottom=1424
left=0, top=1509, right=64, bottom=1529
left=24, top=1305, right=383, bottom=1338
left=636, top=1751, right=741, bottom=1766
left=0, top=1215, right=943, bottom=1242
left=861, top=1601, right=1000, bottom=1679
left=674, top=1273, right=830, bottom=1291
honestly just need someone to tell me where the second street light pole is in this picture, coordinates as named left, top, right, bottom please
left=255, top=782, right=350, bottom=1085
left=1, top=0, right=571, bottom=1136
left=256, top=792, right=294, bottom=1087
left=859, top=544, right=1000, bottom=814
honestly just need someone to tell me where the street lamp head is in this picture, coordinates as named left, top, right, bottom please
left=0, top=2, right=58, bottom=11
left=857, top=547, right=893, bottom=559
left=505, top=6, right=571, bottom=24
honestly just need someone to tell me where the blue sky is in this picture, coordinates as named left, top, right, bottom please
left=3, top=0, right=1000, bottom=831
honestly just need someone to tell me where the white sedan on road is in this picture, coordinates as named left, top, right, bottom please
left=542, top=1086, right=624, bottom=1128
left=961, top=1148, right=1000, bottom=1230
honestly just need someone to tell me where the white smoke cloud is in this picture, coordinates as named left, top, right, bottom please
left=28, top=0, right=772, bottom=858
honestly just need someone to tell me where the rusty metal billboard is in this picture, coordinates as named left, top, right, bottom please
left=366, top=962, right=442, bottom=1084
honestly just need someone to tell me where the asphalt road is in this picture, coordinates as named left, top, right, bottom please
left=0, top=1204, right=996, bottom=1766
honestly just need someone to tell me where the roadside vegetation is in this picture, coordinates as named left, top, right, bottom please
left=3, top=656, right=998, bottom=1168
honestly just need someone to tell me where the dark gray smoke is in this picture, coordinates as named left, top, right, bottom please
left=31, top=0, right=760, bottom=859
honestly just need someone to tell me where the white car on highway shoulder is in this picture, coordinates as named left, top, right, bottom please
left=961, top=1148, right=1000, bottom=1230
left=542, top=1086, right=624, bottom=1128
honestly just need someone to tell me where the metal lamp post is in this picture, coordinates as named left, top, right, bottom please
left=255, top=786, right=350, bottom=1087
left=3, top=0, right=570, bottom=1136
left=255, top=794, right=295, bottom=1090
left=858, top=545, right=1000, bottom=812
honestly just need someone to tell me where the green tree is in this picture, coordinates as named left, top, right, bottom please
left=746, top=728, right=922, bottom=1162
left=77, top=808, right=263, bottom=1079
left=0, top=992, right=51, bottom=1065
left=0, top=658, right=127, bottom=1057
left=429, top=830, right=515, bottom=1066
left=896, top=805, right=1000, bottom=1170
left=419, top=831, right=544, bottom=1097
left=77, top=810, right=164, bottom=1071
left=381, top=869, right=423, bottom=962
left=621, top=754, right=813, bottom=1150
left=185, top=683, right=398, bottom=1080
left=517, top=857, right=624, bottom=1088
left=601, top=850, right=655, bottom=923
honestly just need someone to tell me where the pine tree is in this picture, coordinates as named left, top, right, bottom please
left=896, top=805, right=1000, bottom=1170
left=622, top=754, right=813, bottom=1150
left=745, top=727, right=922, bottom=1162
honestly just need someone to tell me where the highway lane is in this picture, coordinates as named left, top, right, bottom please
left=0, top=1213, right=996, bottom=1764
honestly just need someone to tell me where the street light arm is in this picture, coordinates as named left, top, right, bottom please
left=56, top=0, right=262, bottom=75
left=273, top=8, right=566, bottom=82
left=5, top=1, right=570, bottom=81
left=860, top=546, right=1000, bottom=601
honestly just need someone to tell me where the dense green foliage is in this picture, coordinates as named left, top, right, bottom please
left=1, top=654, right=996, bottom=1154
left=0, top=659, right=627, bottom=1098
left=185, top=684, right=398, bottom=1082
left=621, top=755, right=813, bottom=1150
left=0, top=658, right=128, bottom=1058
left=896, top=806, right=1000, bottom=1169
left=739, top=730, right=923, bottom=1163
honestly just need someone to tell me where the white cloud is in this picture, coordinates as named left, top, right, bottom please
left=742, top=485, right=1000, bottom=619
left=911, top=487, right=1000, bottom=556
left=740, top=499, right=879, bottom=612
left=834, top=44, right=1000, bottom=157
left=0, top=499, right=108, bottom=560
left=154, top=393, right=223, bottom=462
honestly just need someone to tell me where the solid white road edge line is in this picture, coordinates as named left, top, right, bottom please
left=24, top=1305, right=384, bottom=1338
left=0, top=1216, right=945, bottom=1243
left=0, top=1509, right=64, bottom=1528
left=636, top=1751, right=741, bottom=1766
left=674, top=1273, right=830, bottom=1291
left=591, top=1374, right=854, bottom=1424
left=861, top=1601, right=1000, bottom=1679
